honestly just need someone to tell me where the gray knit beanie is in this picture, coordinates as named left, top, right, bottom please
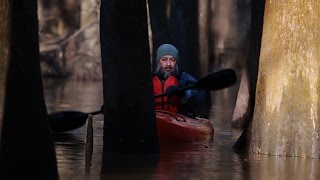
left=156, top=44, right=179, bottom=63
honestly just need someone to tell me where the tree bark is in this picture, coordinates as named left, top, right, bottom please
left=233, top=0, right=265, bottom=152
left=0, top=1, right=58, bottom=178
left=148, top=0, right=171, bottom=69
left=170, top=0, right=199, bottom=77
left=0, top=0, right=11, bottom=139
left=231, top=0, right=264, bottom=129
left=100, top=0, right=159, bottom=153
left=232, top=66, right=250, bottom=129
left=250, top=0, right=320, bottom=158
left=198, top=0, right=210, bottom=76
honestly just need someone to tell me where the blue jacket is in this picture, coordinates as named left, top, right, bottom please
left=178, top=72, right=206, bottom=117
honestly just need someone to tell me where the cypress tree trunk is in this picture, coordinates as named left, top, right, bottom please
left=170, top=0, right=199, bottom=77
left=250, top=0, right=320, bottom=158
left=0, top=0, right=58, bottom=179
left=100, top=0, right=159, bottom=153
left=0, top=0, right=11, bottom=138
left=232, top=0, right=265, bottom=128
left=148, top=0, right=171, bottom=69
left=198, top=0, right=210, bottom=76
left=232, top=66, right=250, bottom=129
left=233, top=0, right=265, bottom=152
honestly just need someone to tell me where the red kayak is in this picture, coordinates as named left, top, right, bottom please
left=156, top=110, right=214, bottom=143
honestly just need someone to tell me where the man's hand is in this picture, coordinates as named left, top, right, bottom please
left=166, top=85, right=187, bottom=97
left=165, top=86, right=179, bottom=97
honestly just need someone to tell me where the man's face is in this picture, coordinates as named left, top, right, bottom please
left=159, top=55, right=177, bottom=74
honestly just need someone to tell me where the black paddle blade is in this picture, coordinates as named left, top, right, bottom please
left=196, top=68, right=237, bottom=91
left=48, top=111, right=89, bottom=132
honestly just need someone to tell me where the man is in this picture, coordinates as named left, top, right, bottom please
left=153, top=43, right=206, bottom=117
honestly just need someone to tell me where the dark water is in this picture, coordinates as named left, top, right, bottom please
left=43, top=80, right=320, bottom=180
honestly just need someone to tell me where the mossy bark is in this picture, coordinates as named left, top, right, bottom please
left=251, top=0, right=320, bottom=158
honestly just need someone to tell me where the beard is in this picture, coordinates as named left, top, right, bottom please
left=155, top=64, right=179, bottom=80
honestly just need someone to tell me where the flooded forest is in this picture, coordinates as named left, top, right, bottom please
left=0, top=0, right=320, bottom=179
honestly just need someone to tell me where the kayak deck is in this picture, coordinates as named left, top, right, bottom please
left=156, top=110, right=214, bottom=143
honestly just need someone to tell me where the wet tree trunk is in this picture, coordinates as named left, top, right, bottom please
left=0, top=0, right=11, bottom=141
left=198, top=0, right=211, bottom=76
left=100, top=0, right=159, bottom=153
left=232, top=66, right=250, bottom=129
left=233, top=0, right=265, bottom=152
left=170, top=0, right=199, bottom=77
left=0, top=0, right=58, bottom=179
left=232, top=0, right=265, bottom=129
left=250, top=0, right=320, bottom=158
left=210, top=0, right=249, bottom=72
left=148, top=0, right=171, bottom=69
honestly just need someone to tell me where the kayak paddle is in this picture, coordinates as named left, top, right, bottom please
left=154, top=68, right=237, bottom=98
left=48, top=68, right=237, bottom=132
left=49, top=110, right=101, bottom=133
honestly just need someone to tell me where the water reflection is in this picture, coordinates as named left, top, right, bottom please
left=250, top=154, right=320, bottom=180
left=43, top=79, right=320, bottom=180
left=43, top=79, right=103, bottom=113
left=101, top=153, right=159, bottom=180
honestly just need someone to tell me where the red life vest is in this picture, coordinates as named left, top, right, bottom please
left=153, top=75, right=182, bottom=113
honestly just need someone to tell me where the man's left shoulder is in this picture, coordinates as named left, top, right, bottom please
left=180, top=72, right=197, bottom=81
